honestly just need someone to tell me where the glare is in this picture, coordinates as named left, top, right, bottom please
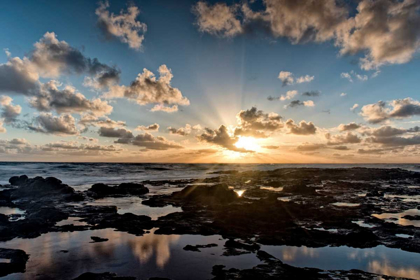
left=234, top=190, right=245, bottom=197
left=234, top=136, right=261, bottom=152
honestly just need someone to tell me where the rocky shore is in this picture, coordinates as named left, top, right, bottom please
left=0, top=167, right=419, bottom=279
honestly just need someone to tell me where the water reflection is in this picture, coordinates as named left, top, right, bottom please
left=128, top=229, right=179, bottom=268
left=0, top=229, right=261, bottom=280
left=372, top=208, right=420, bottom=227
left=262, top=245, right=420, bottom=279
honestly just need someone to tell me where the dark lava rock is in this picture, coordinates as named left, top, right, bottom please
left=172, top=183, right=238, bottom=204
left=87, top=183, right=149, bottom=198
left=282, top=184, right=317, bottom=195
left=10, top=176, right=76, bottom=200
left=73, top=272, right=136, bottom=280
left=223, top=239, right=260, bottom=256
left=402, top=215, right=420, bottom=220
left=9, top=175, right=28, bottom=186
left=0, top=248, right=29, bottom=277
left=91, top=236, right=109, bottom=243
left=183, top=243, right=218, bottom=252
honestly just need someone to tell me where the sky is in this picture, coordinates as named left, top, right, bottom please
left=0, top=0, right=420, bottom=163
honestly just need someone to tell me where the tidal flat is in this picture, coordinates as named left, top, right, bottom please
left=0, top=166, right=420, bottom=279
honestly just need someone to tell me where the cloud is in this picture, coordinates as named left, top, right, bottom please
left=337, top=0, right=420, bottom=70
left=192, top=1, right=242, bottom=37
left=285, top=119, right=316, bottom=135
left=0, top=33, right=120, bottom=110
left=96, top=1, right=147, bottom=50
left=280, top=90, right=298, bottom=101
left=296, top=143, right=325, bottom=152
left=27, top=113, right=78, bottom=135
left=115, top=132, right=184, bottom=150
left=0, top=95, right=21, bottom=123
left=45, top=141, right=121, bottom=153
left=197, top=125, right=248, bottom=152
left=168, top=124, right=192, bottom=136
left=104, top=65, right=190, bottom=112
left=278, top=71, right=314, bottom=86
left=150, top=104, right=179, bottom=113
left=302, top=91, right=320, bottom=97
left=340, top=93, right=347, bottom=97
left=29, top=81, right=112, bottom=116
left=194, top=0, right=420, bottom=70
left=369, top=135, right=420, bottom=147
left=0, top=120, right=5, bottom=133
left=338, top=122, right=361, bottom=131
left=136, top=123, right=159, bottom=131
left=326, top=132, right=362, bottom=145
left=98, top=127, right=133, bottom=139
left=234, top=107, right=283, bottom=138
left=31, top=32, right=120, bottom=82
left=350, top=103, right=359, bottom=112
left=0, top=56, right=40, bottom=95
left=360, top=98, right=420, bottom=123
left=245, top=0, right=348, bottom=43
left=341, top=71, right=368, bottom=82
left=79, top=114, right=126, bottom=129
left=285, top=100, right=314, bottom=108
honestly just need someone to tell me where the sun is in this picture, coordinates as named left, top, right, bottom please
left=234, top=136, right=261, bottom=152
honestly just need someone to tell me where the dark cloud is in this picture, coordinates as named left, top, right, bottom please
left=29, top=81, right=112, bottom=116
left=361, top=98, right=420, bottom=123
left=27, top=113, right=78, bottom=135
left=285, top=119, right=316, bottom=135
left=0, top=57, right=40, bottom=96
left=167, top=124, right=192, bottom=136
left=98, top=127, right=133, bottom=138
left=286, top=100, right=314, bottom=108
left=0, top=95, right=21, bottom=123
left=302, top=91, right=320, bottom=97
left=234, top=107, right=283, bottom=138
left=197, top=125, right=249, bottom=153
left=136, top=123, right=160, bottom=131
left=326, top=132, right=362, bottom=145
left=115, top=132, right=183, bottom=150
left=338, top=122, right=361, bottom=131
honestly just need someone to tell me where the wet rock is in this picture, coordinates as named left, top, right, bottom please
left=223, top=239, right=260, bottom=256
left=73, top=272, right=136, bottom=280
left=183, top=243, right=218, bottom=252
left=9, top=175, right=28, bottom=186
left=0, top=248, right=29, bottom=277
left=172, top=183, right=238, bottom=205
left=87, top=183, right=149, bottom=198
left=91, top=236, right=109, bottom=242
left=402, top=215, right=420, bottom=220
left=282, top=184, right=317, bottom=195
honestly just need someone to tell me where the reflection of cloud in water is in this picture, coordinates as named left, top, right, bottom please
left=128, top=229, right=180, bottom=268
left=281, top=246, right=319, bottom=261
left=369, top=261, right=420, bottom=279
left=347, top=250, right=376, bottom=260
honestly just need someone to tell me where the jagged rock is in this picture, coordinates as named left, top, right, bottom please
left=87, top=183, right=149, bottom=198
left=172, top=183, right=238, bottom=204
left=0, top=248, right=29, bottom=277
left=91, top=236, right=109, bottom=242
